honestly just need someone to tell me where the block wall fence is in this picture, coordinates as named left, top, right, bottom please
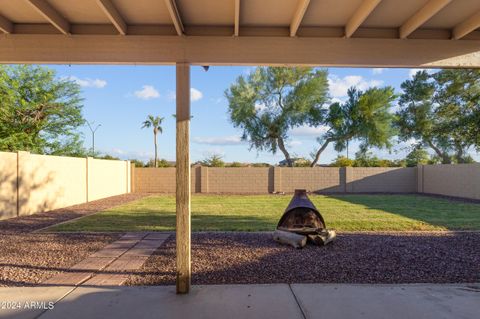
left=134, top=166, right=419, bottom=194
left=133, top=164, right=480, bottom=201
left=1, top=151, right=478, bottom=221
left=0, top=151, right=131, bottom=220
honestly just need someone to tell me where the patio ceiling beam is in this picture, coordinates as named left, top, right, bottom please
left=290, top=0, right=310, bottom=37
left=234, top=0, right=240, bottom=36
left=452, top=11, right=480, bottom=40
left=164, top=0, right=184, bottom=36
left=96, top=0, right=127, bottom=35
left=399, top=0, right=451, bottom=39
left=0, top=15, right=13, bottom=34
left=345, top=0, right=382, bottom=38
left=26, top=0, right=70, bottom=35
left=176, top=62, right=191, bottom=294
left=1, top=35, right=479, bottom=68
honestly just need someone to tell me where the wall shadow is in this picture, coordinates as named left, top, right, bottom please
left=0, top=165, right=59, bottom=221
left=324, top=193, right=480, bottom=231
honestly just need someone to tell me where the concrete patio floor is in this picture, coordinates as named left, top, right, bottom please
left=0, top=283, right=478, bottom=319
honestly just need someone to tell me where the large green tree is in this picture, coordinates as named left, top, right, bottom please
left=225, top=67, right=329, bottom=167
left=310, top=87, right=397, bottom=166
left=397, top=69, right=480, bottom=164
left=0, top=65, right=86, bottom=156
left=404, top=147, right=431, bottom=167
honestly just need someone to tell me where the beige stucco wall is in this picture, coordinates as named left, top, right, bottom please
left=18, top=152, right=87, bottom=216
left=276, top=167, right=344, bottom=193
left=421, top=164, right=480, bottom=200
left=87, top=158, right=130, bottom=201
left=346, top=167, right=417, bottom=193
left=0, top=152, right=18, bottom=219
left=0, top=152, right=131, bottom=220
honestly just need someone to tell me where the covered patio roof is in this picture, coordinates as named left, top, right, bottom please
left=1, top=0, right=480, bottom=295
left=0, top=0, right=479, bottom=67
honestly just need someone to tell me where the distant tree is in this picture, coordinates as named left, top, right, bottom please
left=330, top=155, right=354, bottom=167
left=310, top=87, right=397, bottom=166
left=96, top=154, right=120, bottom=160
left=226, top=67, right=329, bottom=167
left=353, top=151, right=381, bottom=167
left=352, top=150, right=402, bottom=167
left=145, top=158, right=172, bottom=168
left=293, top=158, right=312, bottom=167
left=251, top=162, right=271, bottom=167
left=0, top=65, right=86, bottom=156
left=227, top=161, right=244, bottom=167
left=405, top=147, right=430, bottom=167
left=201, top=154, right=225, bottom=167
left=141, top=115, right=164, bottom=168
left=129, top=159, right=145, bottom=167
left=396, top=69, right=480, bottom=164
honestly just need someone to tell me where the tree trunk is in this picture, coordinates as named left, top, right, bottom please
left=426, top=140, right=451, bottom=164
left=154, top=131, right=158, bottom=168
left=455, top=145, right=465, bottom=163
left=310, top=139, right=332, bottom=167
left=277, top=137, right=293, bottom=167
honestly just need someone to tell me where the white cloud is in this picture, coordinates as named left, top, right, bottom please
left=134, top=85, right=160, bottom=100
left=408, top=69, right=426, bottom=79
left=408, top=68, right=438, bottom=79
left=190, top=88, right=203, bottom=102
left=68, top=76, right=107, bottom=88
left=287, top=140, right=303, bottom=147
left=167, top=88, right=203, bottom=102
left=372, top=68, right=385, bottom=75
left=193, top=135, right=244, bottom=146
left=101, top=148, right=155, bottom=161
left=328, top=75, right=383, bottom=98
left=290, top=125, right=329, bottom=137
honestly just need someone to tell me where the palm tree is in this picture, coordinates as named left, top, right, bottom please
left=142, top=115, right=164, bottom=168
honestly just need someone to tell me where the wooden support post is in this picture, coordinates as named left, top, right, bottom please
left=176, top=62, right=191, bottom=294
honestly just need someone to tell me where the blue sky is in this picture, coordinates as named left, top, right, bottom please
left=46, top=65, right=478, bottom=164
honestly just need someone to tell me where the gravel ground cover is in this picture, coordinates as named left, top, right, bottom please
left=127, top=232, right=480, bottom=285
left=0, top=233, right=119, bottom=286
left=0, top=194, right=147, bottom=286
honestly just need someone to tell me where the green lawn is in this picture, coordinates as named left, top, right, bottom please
left=47, top=194, right=480, bottom=232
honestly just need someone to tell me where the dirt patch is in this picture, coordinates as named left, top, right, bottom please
left=0, top=193, right=148, bottom=234
left=127, top=232, right=480, bottom=285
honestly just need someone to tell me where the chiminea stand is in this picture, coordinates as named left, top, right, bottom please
left=273, top=189, right=336, bottom=248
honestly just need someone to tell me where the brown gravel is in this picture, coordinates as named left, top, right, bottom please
left=0, top=233, right=120, bottom=286
left=127, top=232, right=480, bottom=285
left=0, top=193, right=148, bottom=234
left=0, top=194, right=147, bottom=286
